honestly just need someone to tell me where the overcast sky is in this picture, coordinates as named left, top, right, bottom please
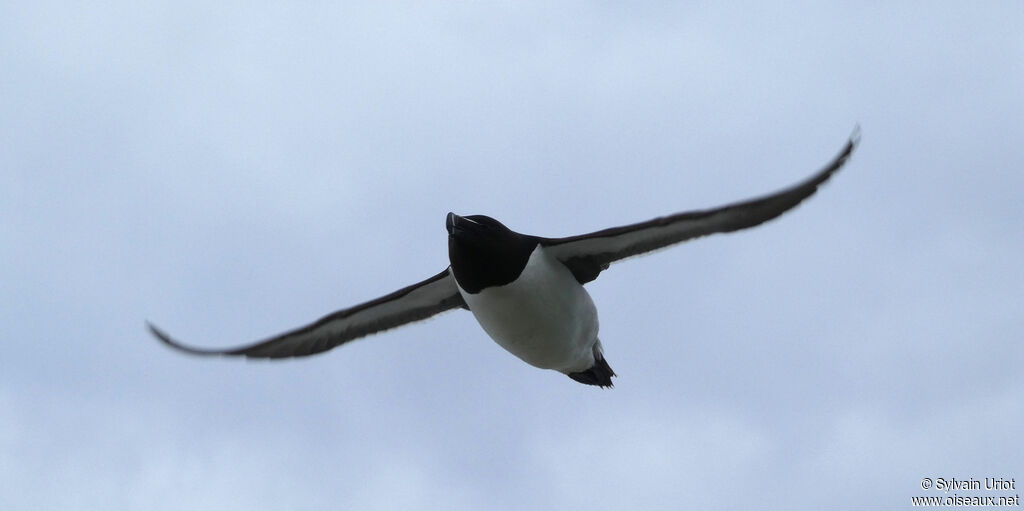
left=2, top=2, right=1022, bottom=510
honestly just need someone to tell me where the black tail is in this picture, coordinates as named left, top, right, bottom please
left=568, top=356, right=616, bottom=388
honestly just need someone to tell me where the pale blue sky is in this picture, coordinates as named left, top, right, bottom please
left=2, top=2, right=1022, bottom=509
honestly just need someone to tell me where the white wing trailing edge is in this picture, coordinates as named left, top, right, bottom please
left=149, top=268, right=466, bottom=359
left=541, top=130, right=860, bottom=284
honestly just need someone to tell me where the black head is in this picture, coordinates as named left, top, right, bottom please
left=447, top=213, right=537, bottom=294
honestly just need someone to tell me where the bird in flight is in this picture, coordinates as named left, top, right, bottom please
left=150, top=132, right=859, bottom=388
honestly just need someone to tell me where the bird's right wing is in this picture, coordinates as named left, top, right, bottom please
left=540, top=131, right=859, bottom=284
left=149, top=268, right=467, bottom=359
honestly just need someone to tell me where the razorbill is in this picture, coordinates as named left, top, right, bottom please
left=149, top=132, right=859, bottom=387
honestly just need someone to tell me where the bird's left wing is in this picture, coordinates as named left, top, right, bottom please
left=540, top=132, right=859, bottom=284
left=149, top=268, right=467, bottom=358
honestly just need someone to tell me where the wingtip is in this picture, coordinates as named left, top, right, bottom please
left=146, top=321, right=222, bottom=356
left=848, top=124, right=862, bottom=153
left=816, top=126, right=861, bottom=181
left=146, top=320, right=170, bottom=344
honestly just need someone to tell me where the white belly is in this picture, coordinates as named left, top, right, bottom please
left=456, top=246, right=599, bottom=373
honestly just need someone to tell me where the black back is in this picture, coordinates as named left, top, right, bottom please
left=447, top=213, right=538, bottom=294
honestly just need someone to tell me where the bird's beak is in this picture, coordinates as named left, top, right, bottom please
left=446, top=212, right=461, bottom=235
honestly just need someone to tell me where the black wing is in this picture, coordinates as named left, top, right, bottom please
left=541, top=132, right=859, bottom=284
left=149, top=268, right=467, bottom=358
